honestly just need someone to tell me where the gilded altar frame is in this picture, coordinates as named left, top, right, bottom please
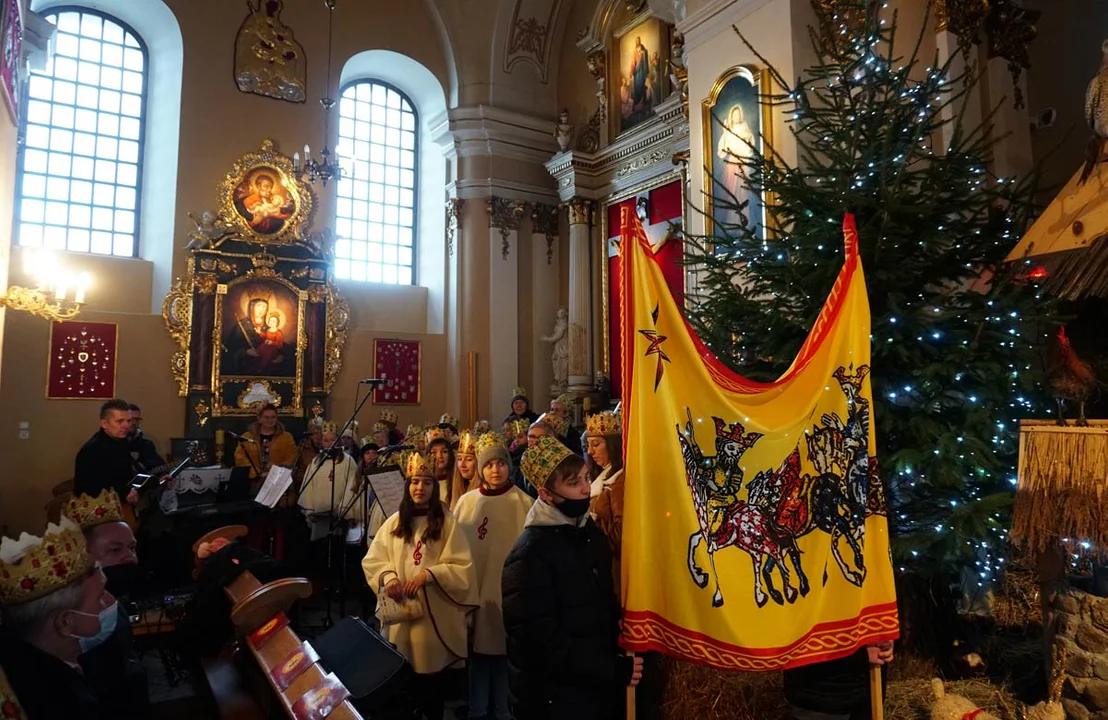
left=701, top=65, right=775, bottom=239
left=218, top=139, right=314, bottom=246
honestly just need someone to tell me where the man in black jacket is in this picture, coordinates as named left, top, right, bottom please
left=502, top=439, right=642, bottom=720
left=74, top=398, right=139, bottom=503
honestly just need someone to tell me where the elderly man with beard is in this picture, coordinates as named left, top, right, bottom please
left=64, top=489, right=150, bottom=719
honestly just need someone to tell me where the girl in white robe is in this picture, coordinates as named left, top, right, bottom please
left=453, top=436, right=533, bottom=720
left=362, top=452, right=477, bottom=720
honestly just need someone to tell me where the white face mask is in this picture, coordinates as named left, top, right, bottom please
left=68, top=602, right=118, bottom=654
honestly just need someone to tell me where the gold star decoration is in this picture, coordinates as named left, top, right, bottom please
left=638, top=304, right=670, bottom=391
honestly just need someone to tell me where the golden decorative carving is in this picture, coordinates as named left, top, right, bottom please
left=488, top=197, right=526, bottom=260
left=234, top=0, right=306, bottom=103
left=616, top=150, right=667, bottom=177
left=195, top=274, right=218, bottom=295
left=199, top=258, right=237, bottom=274
left=289, top=266, right=310, bottom=279
left=247, top=250, right=279, bottom=278
left=311, top=400, right=324, bottom=418
left=933, top=0, right=1037, bottom=108
left=162, top=266, right=194, bottom=397
left=217, top=139, right=315, bottom=246
left=323, top=282, right=349, bottom=394
left=566, top=198, right=594, bottom=226
left=446, top=198, right=464, bottom=257
left=193, top=399, right=210, bottom=427
left=309, top=268, right=326, bottom=280
left=307, top=284, right=329, bottom=303
left=530, top=203, right=559, bottom=265
left=235, top=379, right=283, bottom=410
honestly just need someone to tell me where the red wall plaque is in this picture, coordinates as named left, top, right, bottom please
left=47, top=321, right=118, bottom=399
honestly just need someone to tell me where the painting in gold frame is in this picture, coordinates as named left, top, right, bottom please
left=211, top=276, right=307, bottom=416
left=218, top=139, right=313, bottom=245
left=612, top=13, right=670, bottom=136
left=702, top=65, right=774, bottom=240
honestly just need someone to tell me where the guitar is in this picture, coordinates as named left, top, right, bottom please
left=123, top=442, right=200, bottom=529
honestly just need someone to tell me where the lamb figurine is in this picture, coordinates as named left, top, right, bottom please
left=930, top=679, right=1000, bottom=720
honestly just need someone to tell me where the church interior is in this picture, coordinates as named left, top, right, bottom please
left=0, top=0, right=1106, bottom=717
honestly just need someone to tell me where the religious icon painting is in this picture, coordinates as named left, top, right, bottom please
left=372, top=339, right=421, bottom=405
left=218, top=139, right=314, bottom=245
left=703, top=65, right=774, bottom=241
left=46, top=321, right=117, bottom=399
left=0, top=0, right=24, bottom=125
left=613, top=14, right=670, bottom=135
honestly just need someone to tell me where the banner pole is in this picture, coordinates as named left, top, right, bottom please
left=869, top=664, right=884, bottom=720
left=626, top=684, right=636, bottom=720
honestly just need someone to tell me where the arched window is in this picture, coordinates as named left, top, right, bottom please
left=335, top=81, right=418, bottom=285
left=16, top=8, right=147, bottom=257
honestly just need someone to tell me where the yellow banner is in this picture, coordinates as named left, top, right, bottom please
left=619, top=208, right=898, bottom=671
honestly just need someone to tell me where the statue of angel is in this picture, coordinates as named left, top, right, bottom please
left=185, top=210, right=233, bottom=249
left=542, top=306, right=569, bottom=393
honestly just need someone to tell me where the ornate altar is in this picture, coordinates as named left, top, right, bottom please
left=164, top=139, right=348, bottom=437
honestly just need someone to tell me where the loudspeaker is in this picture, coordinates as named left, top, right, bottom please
left=312, top=616, right=413, bottom=713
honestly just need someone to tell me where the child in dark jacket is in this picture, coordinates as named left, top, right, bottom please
left=501, top=436, right=643, bottom=720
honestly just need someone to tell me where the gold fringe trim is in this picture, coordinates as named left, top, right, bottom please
left=1012, top=424, right=1108, bottom=552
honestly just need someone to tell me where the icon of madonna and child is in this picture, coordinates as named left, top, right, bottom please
left=233, top=167, right=296, bottom=236
left=220, top=282, right=298, bottom=378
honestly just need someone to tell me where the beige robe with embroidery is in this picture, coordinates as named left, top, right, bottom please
left=453, top=485, right=534, bottom=655
left=362, top=512, right=478, bottom=674
left=299, top=452, right=359, bottom=521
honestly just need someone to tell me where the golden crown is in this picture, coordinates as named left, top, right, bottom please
left=521, top=436, right=574, bottom=490
left=505, top=419, right=529, bottom=438
left=372, top=421, right=389, bottom=433
left=380, top=409, right=398, bottom=425
left=322, top=421, right=339, bottom=434
left=537, top=412, right=568, bottom=439
left=341, top=420, right=359, bottom=437
left=456, top=431, right=478, bottom=455
left=63, top=489, right=124, bottom=531
left=0, top=518, right=91, bottom=606
left=472, top=420, right=491, bottom=435
left=586, top=411, right=621, bottom=437
left=405, top=452, right=434, bottom=479
left=475, top=432, right=508, bottom=457
left=359, top=436, right=376, bottom=448
left=511, top=386, right=528, bottom=399
left=555, top=392, right=574, bottom=407
left=405, top=424, right=423, bottom=439
left=425, top=427, right=450, bottom=446
left=439, top=413, right=457, bottom=428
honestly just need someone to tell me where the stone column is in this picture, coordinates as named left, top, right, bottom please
left=488, top=197, right=526, bottom=411
left=566, top=198, right=593, bottom=392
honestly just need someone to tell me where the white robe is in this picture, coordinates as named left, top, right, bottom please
left=453, top=485, right=534, bottom=655
left=299, top=452, right=360, bottom=523
left=362, top=511, right=478, bottom=674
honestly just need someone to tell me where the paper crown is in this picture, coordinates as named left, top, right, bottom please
left=475, top=432, right=508, bottom=458
left=359, top=436, right=378, bottom=449
left=472, top=420, right=491, bottom=435
left=456, top=431, right=478, bottom=455
left=322, top=421, right=339, bottom=434
left=0, top=518, right=91, bottom=606
left=425, top=426, right=451, bottom=446
left=586, top=411, right=621, bottom=438
left=405, top=424, right=423, bottom=440
left=510, top=386, right=528, bottom=400
left=308, top=416, right=324, bottom=429
left=405, top=452, right=435, bottom=479
left=63, top=489, right=125, bottom=531
left=505, top=419, right=529, bottom=437
left=536, top=412, right=568, bottom=439
left=554, top=392, right=574, bottom=407
left=521, top=436, right=574, bottom=490
left=439, top=413, right=458, bottom=429
left=341, top=420, right=359, bottom=438
left=372, top=421, right=389, bottom=434
left=379, top=409, right=398, bottom=425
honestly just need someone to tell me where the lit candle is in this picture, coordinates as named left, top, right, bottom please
left=293, top=151, right=300, bottom=167
left=304, top=143, right=310, bottom=157
left=55, top=278, right=68, bottom=302
left=74, top=273, right=91, bottom=304
left=215, top=429, right=225, bottom=445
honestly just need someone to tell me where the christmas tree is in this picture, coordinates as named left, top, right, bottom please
left=685, top=0, right=1057, bottom=579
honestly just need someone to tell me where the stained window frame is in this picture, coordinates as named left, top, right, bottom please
left=14, top=5, right=150, bottom=258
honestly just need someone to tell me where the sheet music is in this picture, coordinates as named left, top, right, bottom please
left=364, top=468, right=406, bottom=518
left=254, top=466, right=294, bottom=508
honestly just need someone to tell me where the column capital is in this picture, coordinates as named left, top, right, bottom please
left=564, top=198, right=594, bottom=226
left=488, top=197, right=527, bottom=260
left=445, top=197, right=465, bottom=257
left=530, top=203, right=560, bottom=265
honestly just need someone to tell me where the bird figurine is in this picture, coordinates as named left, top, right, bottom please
left=1080, top=39, right=1108, bottom=185
left=950, top=639, right=987, bottom=678
left=1049, top=326, right=1098, bottom=426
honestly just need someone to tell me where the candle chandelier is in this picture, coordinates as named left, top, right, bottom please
left=293, top=0, right=343, bottom=187
left=1, top=250, right=92, bottom=321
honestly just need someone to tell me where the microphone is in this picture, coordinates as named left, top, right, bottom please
left=358, top=377, right=387, bottom=385
left=381, top=443, right=414, bottom=454
left=227, top=431, right=255, bottom=444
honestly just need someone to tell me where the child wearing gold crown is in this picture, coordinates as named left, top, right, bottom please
left=502, top=436, right=642, bottom=719
left=453, top=434, right=534, bottom=720
left=362, top=452, right=478, bottom=720
left=426, top=426, right=456, bottom=508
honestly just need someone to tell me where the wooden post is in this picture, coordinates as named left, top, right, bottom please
left=869, top=665, right=883, bottom=720
left=626, top=685, right=636, bottom=720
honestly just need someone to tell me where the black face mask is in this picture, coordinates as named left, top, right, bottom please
left=552, top=493, right=591, bottom=519
left=103, top=563, right=140, bottom=598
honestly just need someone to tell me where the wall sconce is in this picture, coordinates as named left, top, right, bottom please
left=1, top=250, right=92, bottom=321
